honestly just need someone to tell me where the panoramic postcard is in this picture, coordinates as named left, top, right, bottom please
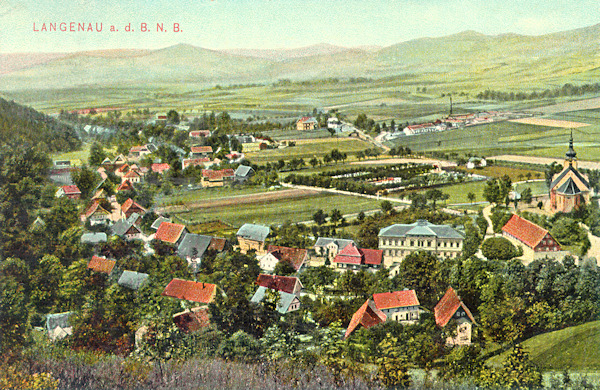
left=2, top=0, right=600, bottom=388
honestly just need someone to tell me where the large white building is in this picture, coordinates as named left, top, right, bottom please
left=378, top=220, right=464, bottom=274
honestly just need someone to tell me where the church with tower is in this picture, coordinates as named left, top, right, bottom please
left=548, top=132, right=591, bottom=213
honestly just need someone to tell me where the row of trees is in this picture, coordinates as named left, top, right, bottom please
left=477, top=82, right=600, bottom=101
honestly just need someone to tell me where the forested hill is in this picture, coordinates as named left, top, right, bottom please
left=0, top=97, right=80, bottom=152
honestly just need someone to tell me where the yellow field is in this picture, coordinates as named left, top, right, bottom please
left=509, top=118, right=590, bottom=128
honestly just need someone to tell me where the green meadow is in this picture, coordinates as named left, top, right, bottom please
left=487, top=321, right=600, bottom=370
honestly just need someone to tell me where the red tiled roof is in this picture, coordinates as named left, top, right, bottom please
left=256, top=274, right=301, bottom=294
left=182, top=158, right=211, bottom=169
left=173, top=307, right=210, bottom=333
left=151, top=163, right=171, bottom=173
left=116, top=164, right=129, bottom=173
left=266, top=245, right=307, bottom=271
left=162, top=279, right=216, bottom=303
left=434, top=287, right=475, bottom=327
left=189, top=130, right=210, bottom=137
left=345, top=299, right=386, bottom=338
left=191, top=146, right=213, bottom=153
left=121, top=198, right=146, bottom=215
left=88, top=256, right=116, bottom=274
left=202, top=168, right=235, bottom=180
left=333, top=243, right=383, bottom=266
left=61, top=185, right=81, bottom=195
left=83, top=200, right=110, bottom=219
left=362, top=248, right=383, bottom=265
left=155, top=222, right=187, bottom=244
left=209, top=237, right=227, bottom=251
left=373, top=290, right=420, bottom=310
left=334, top=243, right=363, bottom=265
left=501, top=214, right=548, bottom=249
left=117, top=180, right=134, bottom=192
left=124, top=170, right=141, bottom=179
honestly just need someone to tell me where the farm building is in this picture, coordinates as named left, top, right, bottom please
left=296, top=116, right=318, bottom=131
left=372, top=290, right=424, bottom=324
left=501, top=214, right=567, bottom=263
left=236, top=223, right=270, bottom=254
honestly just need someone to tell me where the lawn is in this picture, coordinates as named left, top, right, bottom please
left=51, top=142, right=118, bottom=167
left=439, top=181, right=488, bottom=205
left=388, top=180, right=488, bottom=205
left=50, top=142, right=92, bottom=166
left=514, top=180, right=549, bottom=196
left=486, top=321, right=600, bottom=370
left=170, top=193, right=383, bottom=227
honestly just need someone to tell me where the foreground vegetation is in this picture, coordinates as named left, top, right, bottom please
left=488, top=321, right=600, bottom=371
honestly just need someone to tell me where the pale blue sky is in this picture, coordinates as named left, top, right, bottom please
left=1, top=0, right=599, bottom=52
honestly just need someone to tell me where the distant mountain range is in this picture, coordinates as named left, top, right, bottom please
left=2, top=23, right=600, bottom=91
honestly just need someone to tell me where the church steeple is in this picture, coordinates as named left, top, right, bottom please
left=565, top=130, right=577, bottom=168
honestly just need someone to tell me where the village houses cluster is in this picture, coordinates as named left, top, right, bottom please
left=47, top=126, right=588, bottom=349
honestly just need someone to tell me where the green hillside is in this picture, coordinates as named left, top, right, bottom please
left=487, top=321, right=600, bottom=370
left=0, top=97, right=80, bottom=152
left=4, top=24, right=600, bottom=93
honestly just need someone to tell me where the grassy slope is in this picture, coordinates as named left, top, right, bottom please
left=487, top=321, right=600, bottom=370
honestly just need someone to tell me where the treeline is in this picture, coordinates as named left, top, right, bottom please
left=272, top=77, right=373, bottom=88
left=284, top=164, right=430, bottom=195
left=189, top=111, right=288, bottom=133
left=323, top=164, right=430, bottom=181
left=476, top=82, right=600, bottom=101
left=0, top=97, right=80, bottom=152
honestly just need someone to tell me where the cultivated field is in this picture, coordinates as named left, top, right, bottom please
left=509, top=117, right=590, bottom=128
left=158, top=186, right=283, bottom=206
left=246, top=138, right=373, bottom=163
left=159, top=188, right=320, bottom=214
left=166, top=191, right=383, bottom=227
left=491, top=155, right=600, bottom=169
left=525, top=97, right=600, bottom=115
